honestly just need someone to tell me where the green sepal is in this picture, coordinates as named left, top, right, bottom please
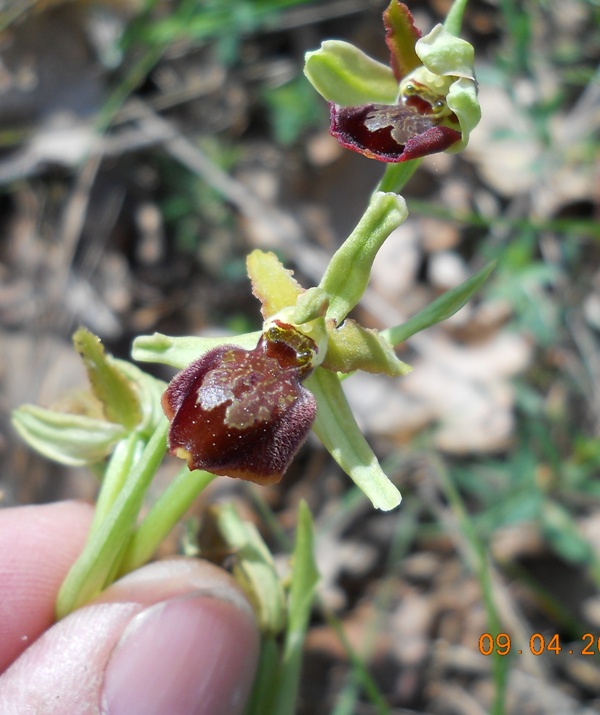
left=11, top=405, right=126, bottom=467
left=306, top=368, right=401, bottom=511
left=383, top=0, right=422, bottom=81
left=304, top=40, right=398, bottom=106
left=323, top=319, right=411, bottom=377
left=73, top=328, right=142, bottom=431
left=212, top=502, right=286, bottom=637
left=381, top=260, right=496, bottom=347
left=319, top=192, right=408, bottom=324
left=131, top=331, right=262, bottom=370
left=113, top=359, right=167, bottom=438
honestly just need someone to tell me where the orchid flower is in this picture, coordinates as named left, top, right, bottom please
left=304, top=0, right=480, bottom=162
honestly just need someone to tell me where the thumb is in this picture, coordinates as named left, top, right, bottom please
left=0, top=559, right=259, bottom=715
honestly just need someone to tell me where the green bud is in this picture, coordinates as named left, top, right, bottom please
left=319, top=192, right=408, bottom=324
left=12, top=405, right=126, bottom=467
left=211, top=502, right=286, bottom=636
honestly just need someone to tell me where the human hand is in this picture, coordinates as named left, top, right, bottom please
left=0, top=501, right=259, bottom=715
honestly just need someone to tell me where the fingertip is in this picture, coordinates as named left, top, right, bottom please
left=0, top=500, right=94, bottom=671
left=102, top=590, right=259, bottom=715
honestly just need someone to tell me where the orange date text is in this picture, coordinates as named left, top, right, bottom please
left=478, top=633, right=600, bottom=656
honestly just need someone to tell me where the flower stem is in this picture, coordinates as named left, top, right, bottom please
left=444, top=0, right=469, bottom=36
left=376, top=159, right=420, bottom=194
left=90, top=434, right=143, bottom=536
left=56, top=420, right=169, bottom=619
left=118, top=466, right=216, bottom=575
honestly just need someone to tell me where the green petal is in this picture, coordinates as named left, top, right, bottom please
left=132, top=331, right=262, bottom=370
left=304, top=40, right=398, bottom=106
left=306, top=368, right=401, bottom=511
left=415, top=24, right=475, bottom=80
left=12, top=405, right=125, bottom=467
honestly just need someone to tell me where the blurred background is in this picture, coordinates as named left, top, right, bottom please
left=1, top=0, right=599, bottom=712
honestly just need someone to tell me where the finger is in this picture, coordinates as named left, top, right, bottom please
left=0, top=559, right=259, bottom=715
left=0, top=500, right=94, bottom=672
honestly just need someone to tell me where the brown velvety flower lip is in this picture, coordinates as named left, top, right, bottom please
left=330, top=103, right=462, bottom=163
left=162, top=326, right=318, bottom=485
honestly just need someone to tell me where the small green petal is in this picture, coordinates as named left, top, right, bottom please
left=446, top=76, right=481, bottom=152
left=304, top=40, right=398, bottom=106
left=12, top=405, right=125, bottom=467
left=306, top=368, right=401, bottom=511
left=131, top=331, right=262, bottom=370
left=319, top=192, right=408, bottom=324
left=415, top=24, right=475, bottom=80
left=247, top=249, right=305, bottom=319
left=323, top=319, right=412, bottom=377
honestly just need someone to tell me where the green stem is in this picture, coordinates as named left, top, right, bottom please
left=56, top=420, right=169, bottom=619
left=376, top=159, right=420, bottom=194
left=118, top=466, right=216, bottom=576
left=271, top=502, right=319, bottom=715
left=434, top=457, right=508, bottom=715
left=243, top=637, right=280, bottom=715
left=444, top=0, right=469, bottom=36
left=91, top=434, right=143, bottom=536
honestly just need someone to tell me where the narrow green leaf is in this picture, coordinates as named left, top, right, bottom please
left=272, top=501, right=319, bottom=715
left=306, top=368, right=401, bottom=511
left=381, top=260, right=496, bottom=346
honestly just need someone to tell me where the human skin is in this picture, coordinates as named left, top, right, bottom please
left=0, top=501, right=259, bottom=715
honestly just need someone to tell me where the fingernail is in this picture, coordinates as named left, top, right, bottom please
left=102, top=591, right=259, bottom=715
